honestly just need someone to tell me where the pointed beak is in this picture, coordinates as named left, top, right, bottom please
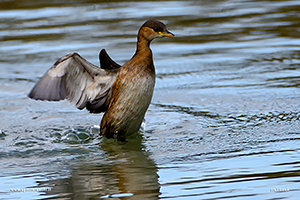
left=159, top=30, right=175, bottom=38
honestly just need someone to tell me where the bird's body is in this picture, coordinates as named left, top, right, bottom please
left=101, top=49, right=155, bottom=139
left=28, top=20, right=174, bottom=140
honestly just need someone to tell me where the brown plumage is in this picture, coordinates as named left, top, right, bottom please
left=28, top=20, right=174, bottom=140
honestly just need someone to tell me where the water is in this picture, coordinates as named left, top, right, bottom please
left=1, top=0, right=300, bottom=199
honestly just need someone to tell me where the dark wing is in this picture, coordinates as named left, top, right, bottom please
left=28, top=52, right=120, bottom=113
left=99, top=49, right=122, bottom=70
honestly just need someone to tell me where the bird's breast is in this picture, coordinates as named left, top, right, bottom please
left=112, top=65, right=155, bottom=114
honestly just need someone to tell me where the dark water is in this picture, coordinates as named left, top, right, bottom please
left=1, top=0, right=300, bottom=199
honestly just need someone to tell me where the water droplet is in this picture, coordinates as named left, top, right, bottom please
left=62, top=133, right=80, bottom=143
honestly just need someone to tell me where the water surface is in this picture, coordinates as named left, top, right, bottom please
left=1, top=0, right=300, bottom=199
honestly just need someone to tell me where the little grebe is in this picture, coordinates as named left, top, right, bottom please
left=28, top=20, right=174, bottom=140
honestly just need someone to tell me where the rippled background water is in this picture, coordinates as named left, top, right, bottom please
left=1, top=0, right=300, bottom=199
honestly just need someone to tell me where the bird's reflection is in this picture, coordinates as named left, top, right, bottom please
left=39, top=134, right=160, bottom=200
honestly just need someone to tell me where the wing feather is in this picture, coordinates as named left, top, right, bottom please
left=28, top=52, right=120, bottom=113
left=99, top=49, right=122, bottom=70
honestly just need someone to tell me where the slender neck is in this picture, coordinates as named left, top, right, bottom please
left=129, top=28, right=155, bottom=70
left=135, top=31, right=152, bottom=57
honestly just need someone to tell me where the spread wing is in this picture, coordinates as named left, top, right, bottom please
left=28, top=52, right=120, bottom=113
left=99, top=49, right=122, bottom=70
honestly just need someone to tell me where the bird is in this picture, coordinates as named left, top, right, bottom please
left=28, top=19, right=175, bottom=141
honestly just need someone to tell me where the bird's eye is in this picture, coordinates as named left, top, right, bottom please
left=153, top=27, right=159, bottom=32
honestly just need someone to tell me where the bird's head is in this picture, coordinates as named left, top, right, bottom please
left=139, top=20, right=175, bottom=41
